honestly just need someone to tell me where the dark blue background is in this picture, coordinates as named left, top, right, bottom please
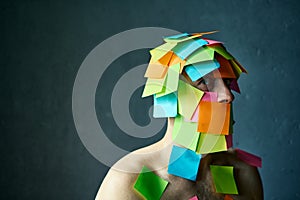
left=1, top=0, right=300, bottom=199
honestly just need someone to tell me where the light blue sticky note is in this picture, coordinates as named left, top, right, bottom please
left=185, top=59, right=220, bottom=81
left=168, top=145, right=201, bottom=181
left=164, top=33, right=189, bottom=39
left=172, top=38, right=208, bottom=60
left=153, top=92, right=177, bottom=118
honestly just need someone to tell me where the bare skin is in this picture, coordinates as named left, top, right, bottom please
left=95, top=75, right=263, bottom=200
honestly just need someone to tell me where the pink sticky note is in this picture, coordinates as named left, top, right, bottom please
left=236, top=148, right=262, bottom=168
left=230, top=79, right=240, bottom=93
left=189, top=195, right=198, bottom=200
left=203, top=38, right=223, bottom=45
left=226, top=134, right=233, bottom=148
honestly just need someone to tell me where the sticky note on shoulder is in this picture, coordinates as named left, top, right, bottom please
left=168, top=145, right=201, bottom=181
left=210, top=165, right=238, bottom=194
left=134, top=166, right=168, bottom=200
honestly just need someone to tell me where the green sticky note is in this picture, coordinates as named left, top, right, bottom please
left=172, top=115, right=200, bottom=151
left=185, top=46, right=215, bottom=65
left=196, top=133, right=227, bottom=154
left=156, top=63, right=180, bottom=98
left=207, top=45, right=233, bottom=60
left=210, top=165, right=238, bottom=194
left=133, top=166, right=168, bottom=200
left=178, top=80, right=204, bottom=119
left=142, top=76, right=166, bottom=98
left=150, top=42, right=177, bottom=61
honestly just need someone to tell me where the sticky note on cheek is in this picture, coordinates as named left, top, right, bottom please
left=198, top=101, right=231, bottom=135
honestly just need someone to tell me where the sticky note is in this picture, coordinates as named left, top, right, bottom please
left=197, top=101, right=231, bottom=135
left=168, top=145, right=201, bottom=181
left=184, top=60, right=220, bottom=82
left=156, top=63, right=180, bottom=98
left=210, top=165, right=238, bottom=194
left=185, top=46, right=215, bottom=65
left=214, top=54, right=236, bottom=79
left=134, top=166, right=168, bottom=200
left=144, top=58, right=168, bottom=79
left=189, top=196, right=199, bottom=200
left=142, top=76, right=166, bottom=98
left=178, top=80, right=204, bottom=119
left=153, top=92, right=177, bottom=118
left=172, top=115, right=200, bottom=151
left=158, top=51, right=173, bottom=66
left=207, top=44, right=233, bottom=60
left=168, top=53, right=186, bottom=73
left=204, top=38, right=223, bottom=45
left=197, top=133, right=227, bottom=154
left=150, top=42, right=177, bottom=61
left=235, top=149, right=262, bottom=168
left=225, top=134, right=233, bottom=149
left=172, top=38, right=208, bottom=60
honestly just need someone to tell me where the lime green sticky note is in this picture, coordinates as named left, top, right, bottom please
left=142, top=76, right=166, bottom=98
left=150, top=42, right=177, bottom=61
left=133, top=166, right=168, bottom=200
left=178, top=80, right=204, bottom=119
left=156, top=63, right=180, bottom=98
left=207, top=45, right=233, bottom=60
left=196, top=133, right=227, bottom=154
left=210, top=165, right=238, bottom=194
left=185, top=46, right=214, bottom=65
left=172, top=115, right=200, bottom=151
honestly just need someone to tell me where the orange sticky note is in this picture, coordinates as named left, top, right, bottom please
left=213, top=54, right=236, bottom=79
left=168, top=53, right=186, bottom=73
left=224, top=194, right=233, bottom=200
left=158, top=51, right=173, bottom=66
left=144, top=58, right=168, bottom=79
left=197, top=101, right=231, bottom=135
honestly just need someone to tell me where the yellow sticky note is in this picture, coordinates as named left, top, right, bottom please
left=177, top=80, right=204, bottom=119
left=142, top=76, right=166, bottom=98
left=144, top=58, right=168, bottom=79
left=172, top=115, right=200, bottom=151
left=150, top=42, right=177, bottom=61
left=155, top=63, right=180, bottom=98
left=196, top=133, right=227, bottom=154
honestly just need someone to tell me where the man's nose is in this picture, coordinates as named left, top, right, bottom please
left=213, top=79, right=234, bottom=103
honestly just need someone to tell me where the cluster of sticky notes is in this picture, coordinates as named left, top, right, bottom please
left=168, top=145, right=201, bottom=181
left=133, top=166, right=168, bottom=200
left=142, top=31, right=247, bottom=119
left=210, top=165, right=238, bottom=194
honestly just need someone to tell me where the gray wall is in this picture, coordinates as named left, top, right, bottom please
left=1, top=0, right=300, bottom=199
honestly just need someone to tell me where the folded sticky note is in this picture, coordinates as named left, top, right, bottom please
left=168, top=145, right=201, bottom=181
left=144, top=58, right=168, bottom=79
left=134, top=166, right=168, bottom=200
left=172, top=38, right=208, bottom=60
left=185, top=46, right=214, bottom=65
left=214, top=54, right=236, bottom=79
left=198, top=101, right=231, bottom=135
left=235, top=149, right=262, bottom=168
left=153, top=92, right=177, bottom=118
left=210, top=165, right=238, bottom=194
left=207, top=44, right=233, bottom=60
left=178, top=80, right=204, bottom=119
left=185, top=60, right=220, bottom=82
left=197, top=133, right=227, bottom=154
left=142, top=76, right=166, bottom=98
left=156, top=63, right=180, bottom=98
left=172, top=114, right=200, bottom=151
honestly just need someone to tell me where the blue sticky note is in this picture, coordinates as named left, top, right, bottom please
left=168, top=145, right=201, bottom=181
left=185, top=59, right=220, bottom=81
left=153, top=92, right=177, bottom=118
left=164, top=33, right=189, bottom=39
left=172, top=38, right=208, bottom=60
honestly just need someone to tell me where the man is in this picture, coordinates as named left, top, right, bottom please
left=96, top=32, right=263, bottom=200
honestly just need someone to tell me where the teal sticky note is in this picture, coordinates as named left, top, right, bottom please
left=210, top=165, right=238, bottom=194
left=185, top=59, right=220, bottom=81
left=153, top=92, right=177, bottom=118
left=168, top=145, right=201, bottom=181
left=172, top=38, right=208, bottom=60
left=134, top=166, right=168, bottom=200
